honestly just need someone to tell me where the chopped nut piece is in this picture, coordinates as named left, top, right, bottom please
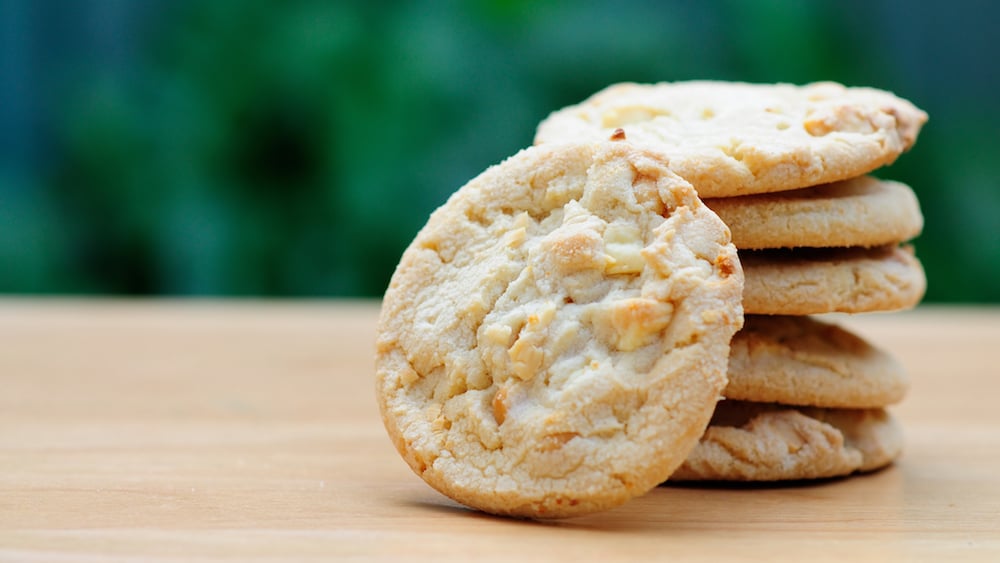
left=607, top=298, right=674, bottom=351
left=492, top=387, right=508, bottom=426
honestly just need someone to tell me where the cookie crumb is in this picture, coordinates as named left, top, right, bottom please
left=716, top=252, right=737, bottom=278
left=609, top=128, right=626, bottom=141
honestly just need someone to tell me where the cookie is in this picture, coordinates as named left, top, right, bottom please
left=535, top=81, right=927, bottom=198
left=670, top=401, right=903, bottom=481
left=725, top=315, right=909, bottom=408
left=704, top=176, right=924, bottom=250
left=375, top=141, right=744, bottom=518
left=742, top=245, right=925, bottom=315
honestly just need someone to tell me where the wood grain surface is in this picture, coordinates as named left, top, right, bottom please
left=1, top=301, right=997, bottom=561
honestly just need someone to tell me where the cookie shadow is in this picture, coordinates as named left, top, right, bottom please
left=397, top=497, right=566, bottom=527
left=393, top=464, right=898, bottom=532
left=660, top=462, right=895, bottom=491
left=660, top=475, right=850, bottom=491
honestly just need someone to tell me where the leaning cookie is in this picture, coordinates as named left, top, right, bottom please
left=376, top=141, right=744, bottom=518
left=704, top=176, right=923, bottom=250
left=670, top=401, right=903, bottom=481
left=725, top=315, right=909, bottom=408
left=742, top=245, right=926, bottom=315
left=536, top=81, right=927, bottom=198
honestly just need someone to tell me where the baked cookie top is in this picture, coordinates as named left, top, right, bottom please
left=670, top=401, right=902, bottom=481
left=376, top=141, right=744, bottom=518
left=705, top=176, right=924, bottom=250
left=536, top=81, right=927, bottom=198
left=726, top=315, right=909, bottom=408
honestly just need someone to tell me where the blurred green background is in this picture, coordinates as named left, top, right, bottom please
left=2, top=0, right=998, bottom=301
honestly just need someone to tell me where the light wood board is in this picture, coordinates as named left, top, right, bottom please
left=1, top=301, right=998, bottom=561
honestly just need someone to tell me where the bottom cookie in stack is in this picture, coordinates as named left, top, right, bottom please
left=670, top=315, right=907, bottom=481
left=671, top=401, right=902, bottom=481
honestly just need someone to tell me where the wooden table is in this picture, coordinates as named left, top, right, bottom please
left=1, top=301, right=997, bottom=561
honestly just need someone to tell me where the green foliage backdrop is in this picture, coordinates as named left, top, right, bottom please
left=2, top=0, right=998, bottom=300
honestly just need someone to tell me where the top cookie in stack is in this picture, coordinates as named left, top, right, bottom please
left=536, top=81, right=927, bottom=481
left=535, top=81, right=925, bottom=198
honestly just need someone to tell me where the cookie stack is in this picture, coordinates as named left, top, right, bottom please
left=376, top=80, right=928, bottom=520
left=535, top=81, right=927, bottom=481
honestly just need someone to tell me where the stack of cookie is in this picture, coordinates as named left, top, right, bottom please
left=376, top=80, right=928, bottom=520
left=535, top=81, right=927, bottom=481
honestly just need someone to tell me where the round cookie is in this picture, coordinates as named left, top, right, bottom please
left=535, top=81, right=927, bottom=198
left=742, top=245, right=926, bottom=315
left=704, top=176, right=924, bottom=250
left=669, top=401, right=903, bottom=481
left=725, top=315, right=910, bottom=408
left=375, top=141, right=744, bottom=518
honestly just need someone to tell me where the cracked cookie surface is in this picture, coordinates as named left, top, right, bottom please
left=670, top=400, right=902, bottom=481
left=705, top=176, right=923, bottom=250
left=741, top=245, right=926, bottom=315
left=535, top=81, right=926, bottom=198
left=725, top=315, right=909, bottom=408
left=376, top=142, right=743, bottom=518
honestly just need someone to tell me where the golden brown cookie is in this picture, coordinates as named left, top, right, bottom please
left=375, top=141, right=744, bottom=518
left=670, top=401, right=903, bottom=481
left=725, top=315, right=909, bottom=408
left=704, top=176, right=924, bottom=250
left=742, top=245, right=926, bottom=315
left=535, top=81, right=927, bottom=197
